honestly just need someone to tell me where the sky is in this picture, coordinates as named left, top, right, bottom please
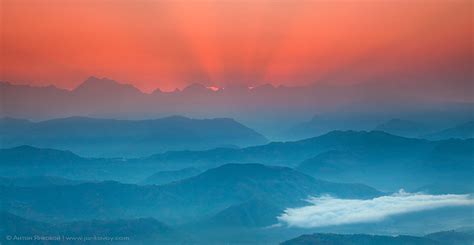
left=1, top=0, right=472, bottom=92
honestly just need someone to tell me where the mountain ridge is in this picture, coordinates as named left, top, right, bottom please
left=3, top=77, right=473, bottom=139
left=0, top=163, right=381, bottom=224
left=425, top=121, right=474, bottom=140
left=0, top=116, right=268, bottom=157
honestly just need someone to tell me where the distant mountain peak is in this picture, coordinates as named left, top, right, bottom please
left=77, top=76, right=115, bottom=87
left=8, top=145, right=38, bottom=151
left=74, top=76, right=141, bottom=94
left=182, top=83, right=208, bottom=93
left=5, top=145, right=77, bottom=154
left=302, top=130, right=418, bottom=146
left=151, top=87, right=162, bottom=94
left=0, top=145, right=86, bottom=165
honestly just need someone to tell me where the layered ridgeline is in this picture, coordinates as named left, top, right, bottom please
left=373, top=118, right=433, bottom=138
left=281, top=230, right=474, bottom=245
left=0, top=163, right=380, bottom=224
left=5, top=212, right=473, bottom=245
left=1, top=131, right=473, bottom=244
left=139, top=168, right=202, bottom=185
left=1, top=212, right=183, bottom=244
left=425, top=121, right=474, bottom=140
left=0, top=145, right=88, bottom=165
left=2, top=77, right=473, bottom=139
left=372, top=119, right=474, bottom=140
left=0, top=116, right=267, bottom=157
left=144, top=131, right=473, bottom=191
left=1, top=130, right=472, bottom=190
left=286, top=117, right=474, bottom=140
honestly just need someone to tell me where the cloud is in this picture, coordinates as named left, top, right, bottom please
left=278, top=190, right=474, bottom=228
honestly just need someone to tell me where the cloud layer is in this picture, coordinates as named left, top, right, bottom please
left=278, top=190, right=474, bottom=228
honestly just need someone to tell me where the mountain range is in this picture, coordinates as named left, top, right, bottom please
left=2, top=77, right=473, bottom=139
left=281, top=230, right=474, bottom=245
left=425, top=121, right=474, bottom=140
left=2, top=130, right=472, bottom=191
left=0, top=145, right=88, bottom=165
left=0, top=163, right=380, bottom=224
left=140, top=167, right=202, bottom=185
left=374, top=118, right=432, bottom=137
left=370, top=119, right=474, bottom=140
left=0, top=116, right=267, bottom=157
left=1, top=129, right=473, bottom=244
left=1, top=212, right=182, bottom=245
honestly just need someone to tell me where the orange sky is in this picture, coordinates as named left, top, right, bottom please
left=1, top=0, right=472, bottom=92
